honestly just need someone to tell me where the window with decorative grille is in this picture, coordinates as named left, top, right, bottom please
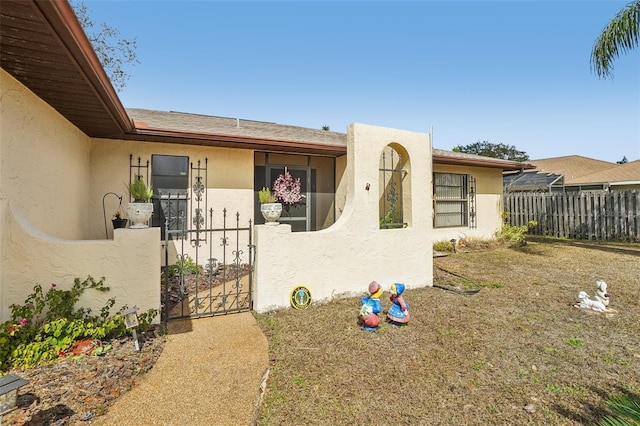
left=433, top=172, right=468, bottom=228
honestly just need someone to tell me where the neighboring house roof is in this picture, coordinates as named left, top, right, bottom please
left=569, top=160, right=640, bottom=186
left=506, top=156, right=640, bottom=190
left=1, top=0, right=533, bottom=171
left=527, top=155, right=617, bottom=183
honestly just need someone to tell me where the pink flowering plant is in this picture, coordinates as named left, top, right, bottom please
left=272, top=171, right=305, bottom=212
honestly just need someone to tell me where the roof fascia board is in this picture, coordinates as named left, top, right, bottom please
left=130, top=128, right=348, bottom=155
left=433, top=154, right=534, bottom=171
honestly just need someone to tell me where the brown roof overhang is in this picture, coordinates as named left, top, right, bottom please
left=433, top=151, right=535, bottom=172
left=1, top=0, right=133, bottom=137
left=1, top=0, right=540, bottom=165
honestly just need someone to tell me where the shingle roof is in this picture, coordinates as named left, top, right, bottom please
left=127, top=109, right=346, bottom=148
left=0, top=0, right=533, bottom=170
left=528, top=156, right=640, bottom=185
left=569, top=160, right=640, bottom=185
left=126, top=109, right=532, bottom=171
left=528, top=156, right=616, bottom=182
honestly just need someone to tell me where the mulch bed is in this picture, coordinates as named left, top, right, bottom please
left=1, top=331, right=165, bottom=426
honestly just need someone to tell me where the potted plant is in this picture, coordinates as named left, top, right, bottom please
left=258, top=187, right=282, bottom=225
left=111, top=211, right=128, bottom=229
left=126, top=175, right=154, bottom=228
left=129, top=175, right=153, bottom=202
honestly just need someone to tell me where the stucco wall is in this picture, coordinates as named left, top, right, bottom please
left=89, top=139, right=254, bottom=240
left=1, top=69, right=91, bottom=240
left=253, top=123, right=433, bottom=312
left=1, top=205, right=160, bottom=322
left=431, top=163, right=505, bottom=242
left=1, top=69, right=93, bottom=320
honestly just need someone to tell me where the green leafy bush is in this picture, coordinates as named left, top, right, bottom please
left=0, top=276, right=158, bottom=371
left=433, top=239, right=456, bottom=252
left=495, top=212, right=537, bottom=246
left=168, top=256, right=202, bottom=276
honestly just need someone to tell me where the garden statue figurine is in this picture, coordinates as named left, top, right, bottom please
left=577, top=291, right=607, bottom=313
left=387, top=282, right=410, bottom=326
left=359, top=281, right=383, bottom=331
left=594, top=279, right=610, bottom=307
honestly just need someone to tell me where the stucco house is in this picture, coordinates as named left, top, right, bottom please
left=1, top=0, right=531, bottom=321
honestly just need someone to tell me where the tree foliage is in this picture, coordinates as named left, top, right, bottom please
left=591, top=0, right=640, bottom=79
left=453, top=141, right=530, bottom=162
left=71, top=1, right=139, bottom=91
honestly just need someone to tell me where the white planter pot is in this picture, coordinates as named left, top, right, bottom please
left=126, top=202, right=154, bottom=229
left=260, top=203, right=282, bottom=225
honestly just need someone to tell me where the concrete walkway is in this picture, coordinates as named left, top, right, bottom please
left=93, top=312, right=270, bottom=425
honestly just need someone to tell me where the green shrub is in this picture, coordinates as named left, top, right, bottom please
left=433, top=239, right=456, bottom=252
left=168, top=255, right=202, bottom=276
left=380, top=207, right=403, bottom=229
left=495, top=212, right=537, bottom=246
left=8, top=316, right=124, bottom=368
left=0, top=276, right=158, bottom=371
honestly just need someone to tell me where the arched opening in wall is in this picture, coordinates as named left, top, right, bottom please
left=379, top=144, right=411, bottom=229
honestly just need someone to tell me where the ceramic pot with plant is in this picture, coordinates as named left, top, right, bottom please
left=259, top=187, right=282, bottom=225
left=126, top=175, right=154, bottom=228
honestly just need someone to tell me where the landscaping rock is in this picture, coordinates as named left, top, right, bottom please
left=1, top=332, right=165, bottom=425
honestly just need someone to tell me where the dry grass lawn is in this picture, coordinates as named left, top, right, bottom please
left=254, top=237, right=640, bottom=425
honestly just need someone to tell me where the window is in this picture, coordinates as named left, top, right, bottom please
left=433, top=173, right=468, bottom=228
left=151, top=155, right=189, bottom=238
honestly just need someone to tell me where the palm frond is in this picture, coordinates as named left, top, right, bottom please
left=591, top=0, right=640, bottom=79
left=598, top=392, right=640, bottom=426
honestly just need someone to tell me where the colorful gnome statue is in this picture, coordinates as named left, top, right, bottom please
left=359, top=281, right=383, bottom=331
left=387, top=282, right=410, bottom=326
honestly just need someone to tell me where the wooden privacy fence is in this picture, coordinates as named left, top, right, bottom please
left=505, top=190, right=640, bottom=241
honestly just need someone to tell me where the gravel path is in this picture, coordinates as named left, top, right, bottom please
left=92, top=312, right=269, bottom=426
left=2, top=312, right=269, bottom=426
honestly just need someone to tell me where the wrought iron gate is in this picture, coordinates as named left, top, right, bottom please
left=160, top=160, right=254, bottom=322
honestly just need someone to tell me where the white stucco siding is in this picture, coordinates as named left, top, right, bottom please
left=2, top=205, right=160, bottom=322
left=1, top=69, right=91, bottom=240
left=254, top=123, right=434, bottom=312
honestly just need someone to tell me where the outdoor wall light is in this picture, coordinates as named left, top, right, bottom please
left=0, top=375, right=29, bottom=414
left=365, top=183, right=370, bottom=191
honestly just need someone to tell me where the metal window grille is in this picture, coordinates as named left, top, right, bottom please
left=433, top=173, right=469, bottom=228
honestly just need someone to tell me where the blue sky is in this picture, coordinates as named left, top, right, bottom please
left=84, top=1, right=640, bottom=163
